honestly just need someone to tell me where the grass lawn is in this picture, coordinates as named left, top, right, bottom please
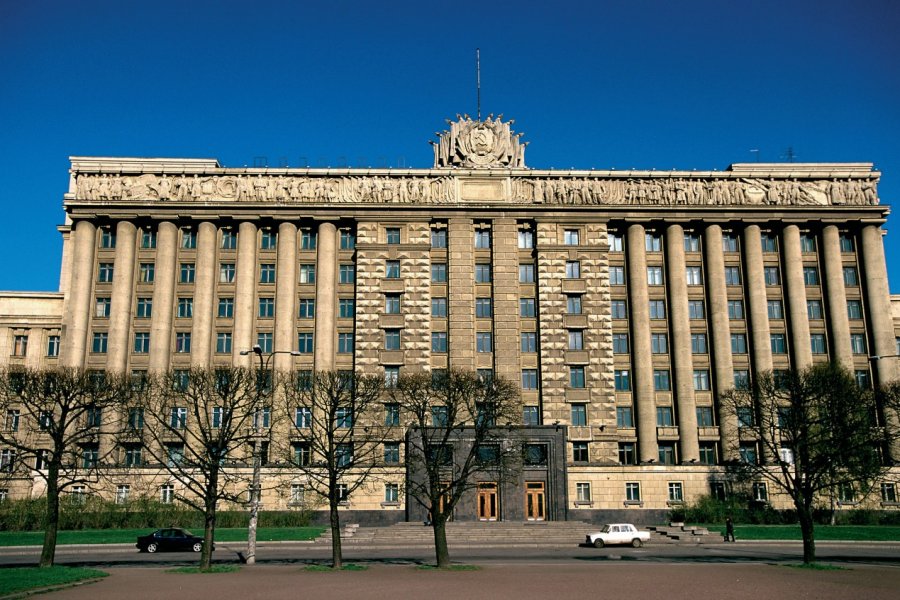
left=701, top=525, right=900, bottom=541
left=0, top=526, right=326, bottom=547
left=0, top=566, right=107, bottom=595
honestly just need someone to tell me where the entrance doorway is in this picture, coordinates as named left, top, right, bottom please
left=477, top=482, right=498, bottom=521
left=525, top=481, right=545, bottom=521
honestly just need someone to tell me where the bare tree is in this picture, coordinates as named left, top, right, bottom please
left=0, top=367, right=129, bottom=567
left=392, top=369, right=522, bottom=568
left=720, top=362, right=900, bottom=563
left=278, top=370, right=390, bottom=569
left=134, top=366, right=273, bottom=570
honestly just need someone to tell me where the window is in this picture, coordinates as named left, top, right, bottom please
left=297, top=332, right=314, bottom=353
left=724, top=266, right=741, bottom=286
left=519, top=263, right=535, bottom=283
left=625, top=482, right=641, bottom=502
left=770, top=334, right=787, bottom=354
left=260, top=230, right=277, bottom=249
left=335, top=407, right=353, bottom=429
left=178, top=263, right=196, bottom=283
left=384, top=294, right=401, bottom=315
left=384, top=366, right=399, bottom=388
left=141, top=229, right=156, bottom=249
left=474, top=229, right=491, bottom=248
left=615, top=369, right=631, bottom=391
left=686, top=266, right=702, bottom=285
left=260, top=263, right=276, bottom=284
left=807, top=333, right=827, bottom=354
left=431, top=406, right=449, bottom=427
left=124, top=444, right=142, bottom=466
left=649, top=300, right=666, bottom=319
left=97, top=263, right=114, bottom=282
left=520, top=298, right=536, bottom=317
left=175, top=297, right=192, bottom=319
left=339, top=264, right=355, bottom=284
left=646, top=266, right=663, bottom=285
left=211, top=406, right=225, bottom=429
left=763, top=266, right=780, bottom=286
left=175, top=332, right=191, bottom=353
left=300, top=229, right=317, bottom=250
left=609, top=266, right=625, bottom=285
left=218, top=297, right=234, bottom=318
left=564, top=229, right=580, bottom=245
left=723, top=234, right=739, bottom=252
left=760, top=234, right=777, bottom=252
left=696, top=406, right=714, bottom=427
left=651, top=333, right=668, bottom=354
left=476, top=332, right=492, bottom=353
left=654, top=369, right=671, bottom=391
left=727, top=300, right=744, bottom=319
left=0, top=449, right=15, bottom=473
left=218, top=229, right=236, bottom=250
left=656, top=406, right=674, bottom=426
left=613, top=333, right=629, bottom=354
left=521, top=332, right=537, bottom=353
left=431, top=297, right=447, bottom=317
left=619, top=443, right=637, bottom=465
left=752, top=482, right=769, bottom=502
left=338, top=332, right=354, bottom=354
left=296, top=298, right=315, bottom=319
left=257, top=332, right=273, bottom=353
left=160, top=484, right=175, bottom=504
left=216, top=332, right=232, bottom=354
left=82, top=445, right=99, bottom=468
left=847, top=300, right=863, bottom=320
left=382, top=329, right=400, bottom=351
left=219, top=262, right=236, bottom=283
left=807, top=299, right=823, bottom=319
left=518, top=229, right=533, bottom=249
left=699, top=443, right=717, bottom=465
left=731, top=333, right=747, bottom=354
left=299, top=264, right=316, bottom=284
left=839, top=235, right=855, bottom=252
left=802, top=266, right=820, bottom=286
left=91, top=332, right=108, bottom=353
left=645, top=233, right=662, bottom=252
left=383, top=403, right=400, bottom=426
left=294, top=407, right=312, bottom=429
left=47, top=335, right=60, bottom=357
left=843, top=267, right=859, bottom=286
left=569, top=366, right=586, bottom=389
left=855, top=369, right=871, bottom=389
left=431, top=332, right=447, bottom=353
left=5, top=410, right=19, bottom=432
left=133, top=332, right=150, bottom=353
left=739, top=443, right=758, bottom=465
left=616, top=406, right=634, bottom=428
left=384, top=483, right=400, bottom=504
left=181, top=228, right=196, bottom=249
left=684, top=233, right=701, bottom=252
left=92, top=296, right=111, bottom=318
left=172, top=370, right=190, bottom=391
left=339, top=298, right=354, bottom=318
left=100, top=228, right=116, bottom=248
left=765, top=300, right=785, bottom=320
left=572, top=442, right=589, bottom=462
left=169, top=406, right=187, bottom=429
left=733, top=369, right=750, bottom=390
left=521, top=369, right=538, bottom=390
left=431, top=263, right=447, bottom=283
left=571, top=404, right=587, bottom=426
left=800, top=234, right=816, bottom=252
left=566, top=295, right=582, bottom=314
left=386, top=227, right=401, bottom=245
left=668, top=482, right=684, bottom=502
left=289, top=483, right=306, bottom=505
left=576, top=482, right=591, bottom=502
left=608, top=233, right=623, bottom=251
left=881, top=483, right=897, bottom=503
left=523, top=406, right=540, bottom=426
left=693, top=369, right=710, bottom=391
left=688, top=300, right=705, bottom=319
left=611, top=299, right=627, bottom=319
left=431, top=228, right=447, bottom=248
left=339, top=228, right=355, bottom=250
left=476, top=297, right=492, bottom=318
left=475, top=263, right=492, bottom=283
left=381, top=260, right=400, bottom=280
left=691, top=333, right=708, bottom=354
left=134, top=297, right=152, bottom=319
left=850, top=334, right=867, bottom=355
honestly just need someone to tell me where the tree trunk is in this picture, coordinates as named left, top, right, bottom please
left=329, top=498, right=343, bottom=569
left=798, top=505, right=816, bottom=564
left=201, top=500, right=216, bottom=570
left=39, top=463, right=61, bottom=568
left=246, top=447, right=260, bottom=565
left=432, top=515, right=451, bottom=568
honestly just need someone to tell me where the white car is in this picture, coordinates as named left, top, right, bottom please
left=585, top=523, right=650, bottom=548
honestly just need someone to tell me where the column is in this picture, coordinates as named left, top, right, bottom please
left=627, top=223, right=657, bottom=463
left=743, top=225, right=773, bottom=374
left=61, top=220, right=96, bottom=368
left=666, top=224, right=699, bottom=463
left=822, top=226, right=852, bottom=368
left=704, top=224, right=738, bottom=461
left=149, top=222, right=178, bottom=372
left=274, top=222, right=298, bottom=371
left=190, top=222, right=217, bottom=367
left=448, top=218, right=476, bottom=371
left=782, top=225, right=812, bottom=370
left=313, top=222, right=337, bottom=371
left=233, top=221, right=258, bottom=366
left=107, top=221, right=137, bottom=373
left=491, top=219, right=520, bottom=383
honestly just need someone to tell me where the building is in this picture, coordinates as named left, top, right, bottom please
left=2, top=115, right=899, bottom=520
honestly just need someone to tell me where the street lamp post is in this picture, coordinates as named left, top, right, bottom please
left=239, top=345, right=300, bottom=565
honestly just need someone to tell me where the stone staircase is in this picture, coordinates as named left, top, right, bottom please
left=647, top=523, right=713, bottom=544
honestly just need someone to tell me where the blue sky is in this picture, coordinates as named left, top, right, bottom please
left=1, top=0, right=899, bottom=291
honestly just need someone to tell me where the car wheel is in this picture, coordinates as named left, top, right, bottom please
left=147, top=542, right=158, bottom=553
left=192, top=542, right=202, bottom=552
left=631, top=538, right=643, bottom=548
left=593, top=539, right=604, bottom=548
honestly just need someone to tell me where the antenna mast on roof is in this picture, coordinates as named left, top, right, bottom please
left=476, top=48, right=481, bottom=120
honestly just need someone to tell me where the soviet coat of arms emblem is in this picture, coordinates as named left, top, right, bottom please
left=432, top=114, right=527, bottom=169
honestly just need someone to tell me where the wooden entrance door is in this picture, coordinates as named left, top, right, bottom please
left=477, top=482, right=498, bottom=521
left=525, top=482, right=545, bottom=521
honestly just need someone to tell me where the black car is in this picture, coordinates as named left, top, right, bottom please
left=136, top=528, right=210, bottom=553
